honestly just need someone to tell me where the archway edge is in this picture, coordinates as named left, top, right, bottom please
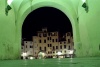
left=18, top=1, right=76, bottom=28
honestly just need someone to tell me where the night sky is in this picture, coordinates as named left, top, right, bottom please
left=22, top=7, right=72, bottom=40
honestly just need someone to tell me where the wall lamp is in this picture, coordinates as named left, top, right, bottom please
left=82, top=0, right=88, bottom=13
left=5, top=0, right=13, bottom=16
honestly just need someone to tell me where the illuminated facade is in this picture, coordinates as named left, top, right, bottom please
left=21, top=41, right=33, bottom=57
left=32, top=28, right=73, bottom=57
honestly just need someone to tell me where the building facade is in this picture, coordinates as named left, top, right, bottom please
left=21, top=28, right=74, bottom=58
left=32, top=28, right=74, bottom=58
left=21, top=41, right=33, bottom=57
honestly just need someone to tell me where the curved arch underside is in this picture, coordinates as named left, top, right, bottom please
left=0, top=0, right=100, bottom=59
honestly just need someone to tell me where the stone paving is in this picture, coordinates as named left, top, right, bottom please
left=0, top=57, right=100, bottom=67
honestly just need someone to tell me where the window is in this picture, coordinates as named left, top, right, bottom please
left=60, top=42, right=62, bottom=44
left=65, top=51, right=66, bottom=53
left=48, top=51, right=49, bottom=54
left=64, top=45, right=66, bottom=49
left=56, top=39, right=58, bottom=42
left=47, top=37, right=49, bottom=40
left=60, top=45, right=62, bottom=49
left=39, top=40, right=41, bottom=43
left=68, top=39, right=70, bottom=43
left=68, top=46, right=70, bottom=50
left=50, top=37, right=51, bottom=40
left=40, top=47, right=41, bottom=50
left=44, top=39, right=46, bottom=43
left=56, top=46, right=58, bottom=49
left=50, top=44, right=52, bottom=47
left=48, top=44, right=49, bottom=47
left=30, top=45, right=33, bottom=48
left=52, top=39, right=54, bottom=42
left=26, top=45, right=27, bottom=48
left=53, top=46, right=55, bottom=50
left=64, top=42, right=66, bottom=44
left=44, top=47, right=46, bottom=51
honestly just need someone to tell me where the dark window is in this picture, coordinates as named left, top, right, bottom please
left=47, top=37, right=49, bottom=40
left=64, top=42, right=66, bottom=44
left=65, top=51, right=66, bottom=53
left=56, top=46, right=58, bottom=49
left=30, top=45, right=33, bottom=48
left=56, top=39, right=58, bottom=42
left=52, top=39, right=54, bottom=42
left=48, top=51, right=49, bottom=54
left=40, top=47, right=41, bottom=50
left=44, top=47, right=46, bottom=51
left=44, top=39, right=46, bottom=43
left=53, top=46, right=55, bottom=50
left=50, top=44, right=52, bottom=47
left=68, top=46, right=70, bottom=50
left=60, top=45, right=62, bottom=49
left=64, top=45, right=66, bottom=49
left=48, top=44, right=49, bottom=47
left=39, top=40, right=41, bottom=43
left=26, top=45, right=27, bottom=48
left=68, top=39, right=70, bottom=43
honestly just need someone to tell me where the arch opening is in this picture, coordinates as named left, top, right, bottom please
left=21, top=7, right=74, bottom=59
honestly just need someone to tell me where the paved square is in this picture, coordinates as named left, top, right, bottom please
left=0, top=57, right=100, bottom=67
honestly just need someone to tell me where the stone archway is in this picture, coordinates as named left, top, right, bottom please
left=16, top=0, right=81, bottom=58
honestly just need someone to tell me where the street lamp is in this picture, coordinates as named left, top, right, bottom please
left=5, top=0, right=13, bottom=16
